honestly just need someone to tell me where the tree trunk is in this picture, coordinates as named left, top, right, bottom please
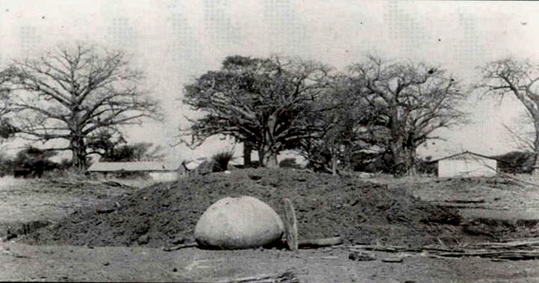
left=389, top=108, right=408, bottom=176
left=71, top=134, right=87, bottom=172
left=331, top=155, right=338, bottom=176
left=259, top=145, right=279, bottom=168
left=389, top=138, right=406, bottom=176
left=259, top=114, right=279, bottom=168
left=243, top=142, right=252, bottom=168
left=331, top=147, right=338, bottom=176
left=344, top=144, right=352, bottom=175
left=533, top=124, right=539, bottom=176
left=405, top=146, right=417, bottom=176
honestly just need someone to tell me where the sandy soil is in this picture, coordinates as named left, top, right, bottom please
left=3, top=241, right=539, bottom=282
left=0, top=177, right=138, bottom=240
left=408, top=177, right=539, bottom=221
left=2, top=171, right=539, bottom=282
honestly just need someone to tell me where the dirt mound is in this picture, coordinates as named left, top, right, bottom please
left=23, top=169, right=463, bottom=247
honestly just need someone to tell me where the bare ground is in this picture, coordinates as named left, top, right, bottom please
left=4, top=241, right=539, bottom=282
left=1, top=171, right=539, bottom=282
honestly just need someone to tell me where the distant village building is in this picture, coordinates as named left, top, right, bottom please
left=433, top=151, right=498, bottom=178
left=87, top=161, right=187, bottom=181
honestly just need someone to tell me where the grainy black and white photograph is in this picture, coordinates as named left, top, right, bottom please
left=0, top=0, right=539, bottom=282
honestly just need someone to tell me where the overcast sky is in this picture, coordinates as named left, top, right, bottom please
left=1, top=0, right=538, bottom=161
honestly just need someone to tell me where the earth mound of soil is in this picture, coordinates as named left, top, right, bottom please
left=23, top=169, right=463, bottom=247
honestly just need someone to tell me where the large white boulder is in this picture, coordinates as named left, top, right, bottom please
left=194, top=196, right=284, bottom=249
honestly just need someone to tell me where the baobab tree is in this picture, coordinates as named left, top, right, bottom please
left=6, top=44, right=160, bottom=171
left=182, top=55, right=330, bottom=168
left=299, top=74, right=381, bottom=175
left=478, top=58, right=539, bottom=175
left=347, top=56, right=466, bottom=175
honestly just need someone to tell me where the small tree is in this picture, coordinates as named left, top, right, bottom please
left=6, top=44, right=161, bottom=171
left=182, top=55, right=330, bottom=168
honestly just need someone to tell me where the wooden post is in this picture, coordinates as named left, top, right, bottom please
left=282, top=198, right=298, bottom=251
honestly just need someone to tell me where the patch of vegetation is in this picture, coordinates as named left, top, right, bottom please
left=279, top=158, right=302, bottom=169
left=13, top=146, right=60, bottom=178
left=211, top=149, right=235, bottom=172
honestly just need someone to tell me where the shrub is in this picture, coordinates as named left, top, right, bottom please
left=279, top=158, right=302, bottom=169
left=13, top=146, right=59, bottom=178
left=211, top=149, right=235, bottom=172
left=0, top=153, right=14, bottom=177
left=493, top=151, right=535, bottom=174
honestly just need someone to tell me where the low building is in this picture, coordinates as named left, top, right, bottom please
left=87, top=161, right=186, bottom=181
left=433, top=151, right=498, bottom=178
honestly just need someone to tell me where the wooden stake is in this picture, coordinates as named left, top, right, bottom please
left=282, top=198, right=298, bottom=251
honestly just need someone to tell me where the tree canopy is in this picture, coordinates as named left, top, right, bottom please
left=298, top=74, right=381, bottom=174
left=182, top=55, right=330, bottom=167
left=346, top=56, right=466, bottom=175
left=182, top=55, right=466, bottom=174
left=5, top=44, right=161, bottom=170
left=478, top=58, right=539, bottom=174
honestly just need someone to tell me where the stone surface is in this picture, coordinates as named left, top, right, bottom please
left=194, top=196, right=284, bottom=249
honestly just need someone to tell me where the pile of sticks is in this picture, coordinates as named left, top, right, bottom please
left=350, top=238, right=539, bottom=260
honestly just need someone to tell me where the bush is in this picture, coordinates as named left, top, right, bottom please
left=279, top=158, right=302, bottom=169
left=493, top=151, right=535, bottom=174
left=100, top=142, right=165, bottom=162
left=416, top=159, right=437, bottom=175
left=351, top=152, right=393, bottom=173
left=13, top=146, right=60, bottom=178
left=0, top=154, right=14, bottom=177
left=211, top=149, right=235, bottom=172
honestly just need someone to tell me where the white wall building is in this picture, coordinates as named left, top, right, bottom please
left=435, top=151, right=498, bottom=178
left=87, top=161, right=186, bottom=181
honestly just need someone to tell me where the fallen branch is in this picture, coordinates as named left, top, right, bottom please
left=432, top=203, right=496, bottom=210
left=299, top=237, right=343, bottom=249
left=473, top=239, right=539, bottom=250
left=350, top=240, right=539, bottom=260
left=349, top=244, right=462, bottom=253
left=443, top=199, right=485, bottom=204
left=438, top=250, right=539, bottom=260
left=162, top=242, right=199, bottom=252
left=102, top=181, right=130, bottom=188
left=215, top=269, right=299, bottom=283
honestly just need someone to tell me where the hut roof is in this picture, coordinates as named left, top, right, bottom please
left=87, top=161, right=182, bottom=172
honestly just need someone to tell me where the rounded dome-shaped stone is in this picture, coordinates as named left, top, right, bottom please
left=194, top=196, right=284, bottom=249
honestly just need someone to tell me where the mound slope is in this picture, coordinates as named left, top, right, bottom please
left=23, top=169, right=462, bottom=247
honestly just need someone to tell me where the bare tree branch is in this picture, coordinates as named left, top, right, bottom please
left=477, top=58, right=539, bottom=174
left=5, top=43, right=162, bottom=170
